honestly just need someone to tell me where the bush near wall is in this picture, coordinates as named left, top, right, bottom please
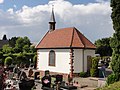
left=79, top=72, right=87, bottom=77
left=107, top=73, right=120, bottom=85
left=96, top=81, right=120, bottom=90
left=90, top=68, right=98, bottom=77
left=90, top=57, right=99, bottom=77
left=5, top=56, right=12, bottom=66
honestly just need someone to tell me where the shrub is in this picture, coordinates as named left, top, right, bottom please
left=79, top=72, right=87, bottom=77
left=107, top=73, right=118, bottom=85
left=33, top=55, right=37, bottom=65
left=0, top=59, right=4, bottom=65
left=0, top=51, right=3, bottom=59
left=90, top=68, right=98, bottom=77
left=97, top=81, right=120, bottom=90
left=33, top=55, right=37, bottom=68
left=91, top=57, right=99, bottom=69
left=5, top=56, right=12, bottom=66
left=90, top=57, right=99, bottom=77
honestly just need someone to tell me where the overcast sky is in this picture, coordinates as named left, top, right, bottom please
left=0, top=0, right=113, bottom=43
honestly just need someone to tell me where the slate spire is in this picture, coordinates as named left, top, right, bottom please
left=49, top=5, right=56, bottom=32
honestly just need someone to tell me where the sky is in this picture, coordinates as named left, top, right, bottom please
left=0, top=0, right=113, bottom=43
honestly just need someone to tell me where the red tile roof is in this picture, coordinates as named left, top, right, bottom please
left=36, top=27, right=96, bottom=49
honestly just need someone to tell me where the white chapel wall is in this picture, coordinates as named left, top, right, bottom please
left=84, top=49, right=95, bottom=72
left=37, top=49, right=70, bottom=74
left=73, top=49, right=95, bottom=73
left=73, top=49, right=83, bottom=73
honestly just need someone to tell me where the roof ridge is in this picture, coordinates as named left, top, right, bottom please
left=75, top=28, right=95, bottom=48
left=73, top=28, right=85, bottom=48
left=54, top=27, right=75, bottom=31
left=76, top=29, right=85, bottom=48
left=70, top=28, right=74, bottom=47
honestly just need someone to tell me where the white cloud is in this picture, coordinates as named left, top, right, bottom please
left=7, top=8, right=14, bottom=14
left=13, top=5, right=17, bottom=8
left=15, top=5, right=50, bottom=24
left=0, top=0, right=4, bottom=4
left=0, top=0, right=113, bottom=43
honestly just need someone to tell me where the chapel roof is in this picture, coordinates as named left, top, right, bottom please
left=36, top=27, right=96, bottom=49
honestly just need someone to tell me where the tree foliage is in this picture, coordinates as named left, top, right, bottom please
left=9, top=37, right=18, bottom=47
left=15, top=37, right=31, bottom=52
left=1, top=36, right=36, bottom=66
left=2, top=44, right=13, bottom=54
left=23, top=45, right=30, bottom=53
left=30, top=46, right=36, bottom=53
left=95, top=37, right=112, bottom=57
left=110, top=0, right=120, bottom=81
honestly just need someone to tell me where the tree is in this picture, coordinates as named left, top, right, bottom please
left=15, top=53, right=30, bottom=65
left=2, top=44, right=13, bottom=54
left=9, top=37, right=18, bottom=47
left=15, top=36, right=31, bottom=52
left=13, top=47, right=21, bottom=53
left=16, top=53, right=23, bottom=65
left=0, top=36, right=36, bottom=66
left=23, top=45, right=30, bottom=53
left=23, top=36, right=31, bottom=46
left=15, top=37, right=24, bottom=52
left=30, top=46, right=36, bottom=53
left=110, top=0, right=120, bottom=81
left=95, top=37, right=112, bottom=56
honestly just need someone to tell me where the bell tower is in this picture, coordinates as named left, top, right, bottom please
left=49, top=5, right=56, bottom=32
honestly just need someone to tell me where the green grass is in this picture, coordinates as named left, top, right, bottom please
left=96, top=81, right=120, bottom=90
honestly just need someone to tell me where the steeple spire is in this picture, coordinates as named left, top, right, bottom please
left=49, top=5, right=56, bottom=32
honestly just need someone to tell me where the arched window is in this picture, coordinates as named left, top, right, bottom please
left=49, top=50, right=55, bottom=66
